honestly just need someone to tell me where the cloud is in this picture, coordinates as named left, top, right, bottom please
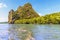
left=0, top=3, right=7, bottom=8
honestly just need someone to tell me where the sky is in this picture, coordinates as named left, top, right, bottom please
left=0, top=0, right=60, bottom=22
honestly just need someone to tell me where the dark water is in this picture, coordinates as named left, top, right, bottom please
left=0, top=24, right=60, bottom=40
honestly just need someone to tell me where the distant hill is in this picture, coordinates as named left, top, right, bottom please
left=8, top=3, right=40, bottom=24
left=0, top=22, right=8, bottom=24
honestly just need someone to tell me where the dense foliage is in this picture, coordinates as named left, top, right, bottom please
left=15, top=12, right=60, bottom=24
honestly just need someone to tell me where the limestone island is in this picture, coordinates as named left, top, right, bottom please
left=8, top=3, right=60, bottom=24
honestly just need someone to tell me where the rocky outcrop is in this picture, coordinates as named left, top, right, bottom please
left=8, top=3, right=40, bottom=24
left=8, top=9, right=14, bottom=23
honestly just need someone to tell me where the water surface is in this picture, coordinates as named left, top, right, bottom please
left=0, top=24, right=60, bottom=40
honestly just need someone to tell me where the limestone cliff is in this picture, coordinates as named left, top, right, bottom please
left=8, top=3, right=39, bottom=24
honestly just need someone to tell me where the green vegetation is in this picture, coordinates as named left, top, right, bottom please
left=8, top=3, right=60, bottom=24
left=15, top=12, right=60, bottom=24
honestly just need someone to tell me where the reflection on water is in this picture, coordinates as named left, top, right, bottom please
left=9, top=24, right=35, bottom=40
left=0, top=24, right=60, bottom=40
